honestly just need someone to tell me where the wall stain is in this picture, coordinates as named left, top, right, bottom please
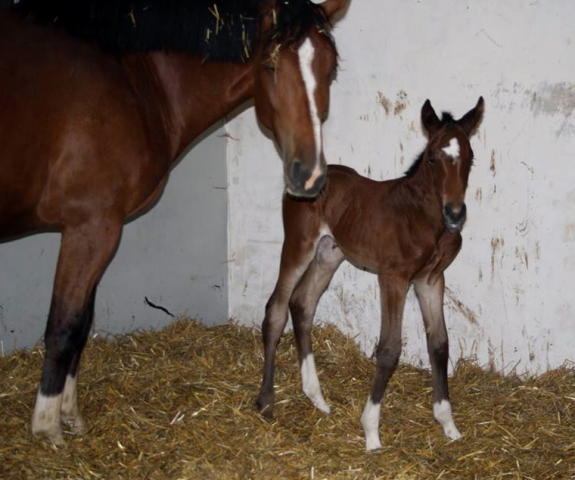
left=377, top=92, right=392, bottom=115
left=564, top=223, right=575, bottom=242
left=490, top=237, right=504, bottom=281
left=475, top=187, right=483, bottom=203
left=490, top=149, right=496, bottom=175
left=394, top=90, right=409, bottom=116
left=445, top=287, right=478, bottom=325
left=535, top=241, right=541, bottom=260
left=514, top=246, right=529, bottom=270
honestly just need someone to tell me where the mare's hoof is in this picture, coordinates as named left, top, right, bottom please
left=61, top=413, right=86, bottom=434
left=32, top=426, right=66, bottom=447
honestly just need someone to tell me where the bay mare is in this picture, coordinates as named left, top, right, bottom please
left=0, top=0, right=349, bottom=444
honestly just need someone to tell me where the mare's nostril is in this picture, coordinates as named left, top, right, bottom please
left=290, top=161, right=307, bottom=189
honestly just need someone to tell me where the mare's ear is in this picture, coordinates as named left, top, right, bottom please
left=319, top=0, right=351, bottom=22
left=458, top=97, right=485, bottom=136
left=421, top=99, right=441, bottom=137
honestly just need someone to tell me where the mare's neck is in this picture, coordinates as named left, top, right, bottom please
left=125, top=52, right=255, bottom=161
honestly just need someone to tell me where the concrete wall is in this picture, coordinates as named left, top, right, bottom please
left=226, top=0, right=575, bottom=374
left=0, top=124, right=228, bottom=352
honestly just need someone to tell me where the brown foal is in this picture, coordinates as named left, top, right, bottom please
left=257, top=98, right=484, bottom=451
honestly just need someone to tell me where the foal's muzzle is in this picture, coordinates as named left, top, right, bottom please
left=286, top=161, right=327, bottom=198
left=443, top=203, right=467, bottom=231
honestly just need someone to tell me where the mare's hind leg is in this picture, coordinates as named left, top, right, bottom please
left=256, top=226, right=321, bottom=419
left=361, top=275, right=409, bottom=451
left=32, top=217, right=122, bottom=445
left=289, top=236, right=344, bottom=413
left=413, top=273, right=461, bottom=440
left=59, top=288, right=96, bottom=434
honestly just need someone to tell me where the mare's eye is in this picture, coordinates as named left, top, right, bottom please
left=263, top=66, right=275, bottom=73
left=428, top=156, right=436, bottom=165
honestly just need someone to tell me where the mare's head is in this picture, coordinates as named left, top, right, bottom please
left=421, top=97, right=484, bottom=231
left=253, top=0, right=349, bottom=198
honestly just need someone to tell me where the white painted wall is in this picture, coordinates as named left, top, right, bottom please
left=227, top=0, right=575, bottom=374
left=0, top=124, right=228, bottom=352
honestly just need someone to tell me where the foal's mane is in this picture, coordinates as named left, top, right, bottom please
left=14, top=0, right=335, bottom=62
left=404, top=111, right=457, bottom=178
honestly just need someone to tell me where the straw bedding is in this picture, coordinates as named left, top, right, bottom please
left=1, top=317, right=574, bottom=479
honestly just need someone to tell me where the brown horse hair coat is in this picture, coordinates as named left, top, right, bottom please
left=0, top=0, right=351, bottom=445
left=257, top=97, right=484, bottom=451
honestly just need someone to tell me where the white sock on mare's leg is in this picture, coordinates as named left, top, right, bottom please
left=433, top=400, right=461, bottom=440
left=361, top=399, right=382, bottom=451
left=32, top=389, right=65, bottom=445
left=60, top=374, right=85, bottom=433
left=301, top=354, right=330, bottom=413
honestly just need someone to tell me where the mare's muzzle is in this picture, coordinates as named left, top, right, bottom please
left=286, top=161, right=327, bottom=198
left=443, top=203, right=467, bottom=231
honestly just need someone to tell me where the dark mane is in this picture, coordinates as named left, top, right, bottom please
left=404, top=152, right=424, bottom=178
left=14, top=0, right=335, bottom=62
left=404, top=110, right=456, bottom=177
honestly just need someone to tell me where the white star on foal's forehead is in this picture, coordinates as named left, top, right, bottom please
left=442, top=137, right=460, bottom=161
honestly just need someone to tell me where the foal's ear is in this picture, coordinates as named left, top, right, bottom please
left=320, top=0, right=351, bottom=22
left=421, top=99, right=441, bottom=137
left=458, top=97, right=485, bottom=136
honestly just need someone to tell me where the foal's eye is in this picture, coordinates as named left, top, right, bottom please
left=263, top=66, right=276, bottom=73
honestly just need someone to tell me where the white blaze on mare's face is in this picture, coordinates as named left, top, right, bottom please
left=301, top=354, right=330, bottom=413
left=298, top=37, right=323, bottom=190
left=433, top=400, right=462, bottom=440
left=360, top=399, right=383, bottom=451
left=442, top=137, right=460, bottom=162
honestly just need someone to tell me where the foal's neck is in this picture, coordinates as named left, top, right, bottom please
left=399, top=153, right=443, bottom=217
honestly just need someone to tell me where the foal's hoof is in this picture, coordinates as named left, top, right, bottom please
left=256, top=397, right=275, bottom=420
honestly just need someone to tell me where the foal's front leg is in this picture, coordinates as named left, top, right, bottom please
left=413, top=273, right=461, bottom=440
left=256, top=236, right=319, bottom=419
left=361, top=275, right=409, bottom=451
left=289, top=236, right=344, bottom=413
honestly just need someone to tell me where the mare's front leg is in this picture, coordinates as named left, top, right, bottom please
left=413, top=273, right=461, bottom=440
left=289, top=236, right=344, bottom=413
left=361, top=275, right=409, bottom=451
left=32, top=216, right=122, bottom=445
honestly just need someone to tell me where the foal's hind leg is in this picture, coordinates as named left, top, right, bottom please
left=413, top=273, right=461, bottom=440
left=289, top=236, right=344, bottom=413
left=32, top=217, right=122, bottom=445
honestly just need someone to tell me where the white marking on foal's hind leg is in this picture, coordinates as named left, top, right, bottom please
left=32, top=389, right=65, bottom=445
left=433, top=400, right=462, bottom=440
left=301, top=354, right=330, bottom=413
left=60, top=374, right=85, bottom=434
left=360, top=399, right=382, bottom=451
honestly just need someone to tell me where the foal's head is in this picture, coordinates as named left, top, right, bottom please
left=421, top=97, right=485, bottom=231
left=253, top=0, right=349, bottom=198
